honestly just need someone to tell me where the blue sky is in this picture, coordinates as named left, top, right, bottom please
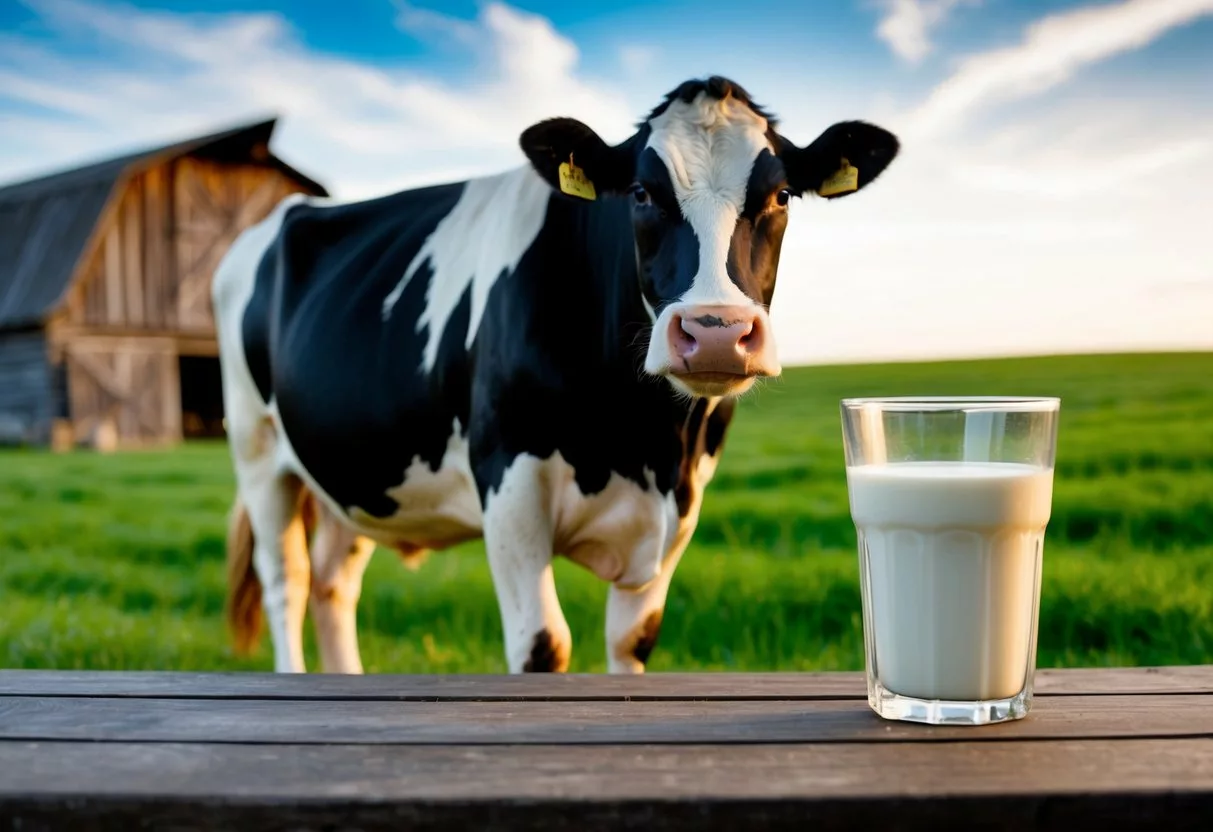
left=1, top=0, right=1211, bottom=364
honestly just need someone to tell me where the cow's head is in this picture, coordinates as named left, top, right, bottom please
left=520, top=76, right=899, bottom=399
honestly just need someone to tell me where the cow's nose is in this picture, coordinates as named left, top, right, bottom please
left=666, top=305, right=777, bottom=378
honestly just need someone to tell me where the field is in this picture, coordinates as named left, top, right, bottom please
left=3, top=351, right=1212, bottom=674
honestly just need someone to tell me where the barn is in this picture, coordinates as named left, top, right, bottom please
left=0, top=118, right=327, bottom=450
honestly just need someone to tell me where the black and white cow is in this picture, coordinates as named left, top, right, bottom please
left=214, top=76, right=899, bottom=674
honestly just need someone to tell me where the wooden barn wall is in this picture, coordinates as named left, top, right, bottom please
left=0, top=328, right=53, bottom=445
left=63, top=157, right=308, bottom=337
left=60, top=336, right=182, bottom=449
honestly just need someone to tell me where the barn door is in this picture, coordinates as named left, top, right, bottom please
left=64, top=338, right=182, bottom=449
left=173, top=157, right=289, bottom=332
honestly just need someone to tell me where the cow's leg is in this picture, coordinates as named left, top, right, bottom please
left=606, top=399, right=733, bottom=673
left=605, top=528, right=691, bottom=675
left=481, top=454, right=572, bottom=673
left=241, top=459, right=312, bottom=673
left=307, top=496, right=376, bottom=674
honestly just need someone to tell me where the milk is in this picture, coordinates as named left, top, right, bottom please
left=846, top=461, right=1053, bottom=702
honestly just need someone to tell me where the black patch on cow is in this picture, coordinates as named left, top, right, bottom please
left=673, top=397, right=735, bottom=518
left=523, top=628, right=561, bottom=673
left=632, top=610, right=664, bottom=666
left=634, top=147, right=678, bottom=216
left=741, top=149, right=788, bottom=221
left=468, top=191, right=694, bottom=504
left=675, top=398, right=708, bottom=517
left=241, top=181, right=475, bottom=518
left=632, top=148, right=698, bottom=317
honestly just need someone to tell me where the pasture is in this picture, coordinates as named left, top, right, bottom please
left=2, top=351, right=1211, bottom=674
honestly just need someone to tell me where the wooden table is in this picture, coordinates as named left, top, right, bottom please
left=2, top=666, right=1213, bottom=830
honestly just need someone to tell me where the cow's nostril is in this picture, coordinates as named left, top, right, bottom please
left=675, top=316, right=697, bottom=347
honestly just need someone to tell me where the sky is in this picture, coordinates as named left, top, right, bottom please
left=0, top=0, right=1211, bottom=366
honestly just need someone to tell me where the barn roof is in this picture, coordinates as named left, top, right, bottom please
left=0, top=116, right=328, bottom=331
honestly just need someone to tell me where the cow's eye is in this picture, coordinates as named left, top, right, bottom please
left=776, top=188, right=792, bottom=207
left=631, top=185, right=651, bottom=206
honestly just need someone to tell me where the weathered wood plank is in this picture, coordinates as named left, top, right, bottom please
left=2, top=740, right=1212, bottom=831
left=1, top=694, right=1210, bottom=745
left=103, top=221, right=122, bottom=326
left=142, top=166, right=166, bottom=329
left=0, top=670, right=868, bottom=700
left=122, top=177, right=144, bottom=326
left=2, top=666, right=1210, bottom=701
left=4, top=737, right=1211, bottom=801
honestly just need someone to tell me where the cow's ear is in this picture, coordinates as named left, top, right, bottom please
left=778, top=121, right=899, bottom=200
left=519, top=117, right=636, bottom=200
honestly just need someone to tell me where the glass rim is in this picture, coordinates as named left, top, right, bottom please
left=840, top=395, right=1060, bottom=413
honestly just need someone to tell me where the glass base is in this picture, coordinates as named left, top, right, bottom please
left=868, top=678, right=1032, bottom=726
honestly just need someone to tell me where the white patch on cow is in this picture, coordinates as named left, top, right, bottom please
left=344, top=419, right=483, bottom=551
left=640, top=92, right=779, bottom=378
left=645, top=92, right=772, bottom=308
left=549, top=459, right=678, bottom=591
left=381, top=165, right=552, bottom=372
left=481, top=452, right=572, bottom=673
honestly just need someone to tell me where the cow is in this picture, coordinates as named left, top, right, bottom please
left=213, top=75, right=899, bottom=675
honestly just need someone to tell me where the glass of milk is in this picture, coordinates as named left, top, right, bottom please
left=841, top=396, right=1060, bottom=726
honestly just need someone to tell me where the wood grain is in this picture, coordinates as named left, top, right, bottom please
left=2, top=666, right=1210, bottom=701
left=4, top=669, right=1213, bottom=829
left=2, top=740, right=1212, bottom=831
left=1, top=694, right=1211, bottom=745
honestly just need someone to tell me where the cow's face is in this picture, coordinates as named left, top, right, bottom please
left=520, top=77, right=899, bottom=399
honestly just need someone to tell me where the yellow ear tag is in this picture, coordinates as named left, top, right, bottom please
left=558, top=154, right=597, bottom=201
left=818, top=157, right=859, bottom=197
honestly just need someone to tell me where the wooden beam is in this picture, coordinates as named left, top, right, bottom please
left=3, top=693, right=1213, bottom=745
left=4, top=666, right=1213, bottom=701
left=47, top=326, right=217, bottom=357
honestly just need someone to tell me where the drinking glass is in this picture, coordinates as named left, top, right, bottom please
left=840, top=396, right=1060, bottom=725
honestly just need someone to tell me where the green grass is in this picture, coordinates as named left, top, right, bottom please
left=3, top=351, right=1212, bottom=673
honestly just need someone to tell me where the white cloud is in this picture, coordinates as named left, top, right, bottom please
left=392, top=0, right=479, bottom=46
left=953, top=137, right=1213, bottom=199
left=902, top=0, right=1213, bottom=139
left=0, top=0, right=636, bottom=198
left=874, top=0, right=979, bottom=63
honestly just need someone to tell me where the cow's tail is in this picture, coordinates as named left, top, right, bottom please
left=225, top=495, right=263, bottom=656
